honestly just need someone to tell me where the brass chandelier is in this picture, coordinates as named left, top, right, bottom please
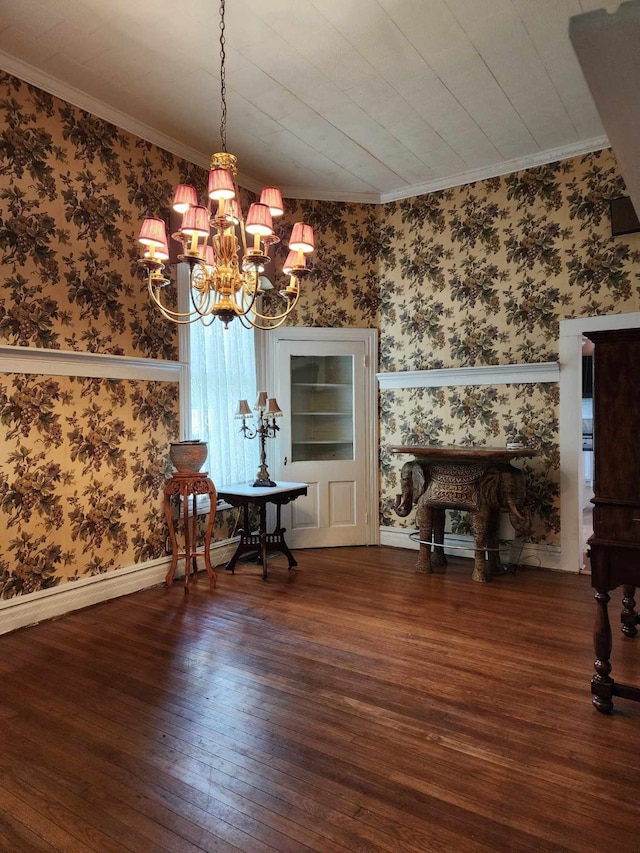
left=137, top=0, right=314, bottom=330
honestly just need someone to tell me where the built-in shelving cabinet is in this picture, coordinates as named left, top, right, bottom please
left=290, top=354, right=354, bottom=462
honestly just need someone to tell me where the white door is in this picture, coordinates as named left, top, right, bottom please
left=266, top=328, right=377, bottom=549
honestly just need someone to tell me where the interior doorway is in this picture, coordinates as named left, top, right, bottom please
left=581, top=338, right=594, bottom=570
left=265, top=327, right=378, bottom=549
left=559, top=311, right=640, bottom=574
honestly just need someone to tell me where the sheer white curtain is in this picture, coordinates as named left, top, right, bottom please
left=187, top=316, right=259, bottom=488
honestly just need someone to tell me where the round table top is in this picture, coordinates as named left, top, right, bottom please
left=389, top=444, right=538, bottom=463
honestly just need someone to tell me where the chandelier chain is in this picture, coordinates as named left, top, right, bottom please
left=219, top=0, right=227, bottom=152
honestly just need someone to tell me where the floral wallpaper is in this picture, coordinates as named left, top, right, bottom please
left=283, top=151, right=640, bottom=547
left=3, top=67, right=640, bottom=597
left=0, top=373, right=180, bottom=596
left=0, top=72, right=229, bottom=599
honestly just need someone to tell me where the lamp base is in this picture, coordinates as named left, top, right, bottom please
left=253, top=475, right=277, bottom=488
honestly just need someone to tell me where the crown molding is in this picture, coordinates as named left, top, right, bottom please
left=0, top=51, right=610, bottom=205
left=0, top=52, right=212, bottom=170
left=379, top=136, right=610, bottom=203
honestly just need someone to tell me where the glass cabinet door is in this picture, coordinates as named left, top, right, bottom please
left=290, top=355, right=354, bottom=462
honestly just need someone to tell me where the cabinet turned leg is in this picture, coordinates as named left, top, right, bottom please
left=621, top=585, right=638, bottom=638
left=592, top=590, right=614, bottom=713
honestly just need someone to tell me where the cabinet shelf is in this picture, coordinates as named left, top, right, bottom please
left=290, top=354, right=354, bottom=463
left=292, top=440, right=353, bottom=445
left=292, top=411, right=351, bottom=416
left=291, top=382, right=351, bottom=389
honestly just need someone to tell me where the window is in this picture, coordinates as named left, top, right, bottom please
left=178, top=268, right=259, bottom=487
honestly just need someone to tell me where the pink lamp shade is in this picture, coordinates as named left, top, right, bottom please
left=259, top=186, right=284, bottom=217
left=283, top=250, right=305, bottom=275
left=138, top=218, right=168, bottom=246
left=203, top=245, right=215, bottom=268
left=172, top=184, right=198, bottom=214
left=289, top=222, right=314, bottom=253
left=180, top=205, right=210, bottom=236
left=207, top=168, right=236, bottom=201
left=225, top=198, right=241, bottom=225
left=245, top=203, right=274, bottom=237
left=146, top=241, right=169, bottom=261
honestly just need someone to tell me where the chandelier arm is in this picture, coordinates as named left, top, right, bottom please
left=248, top=300, right=299, bottom=323
left=236, top=313, right=254, bottom=330
left=198, top=313, right=219, bottom=327
left=147, top=281, right=210, bottom=325
left=241, top=314, right=289, bottom=331
left=247, top=287, right=301, bottom=322
left=189, top=279, right=214, bottom=317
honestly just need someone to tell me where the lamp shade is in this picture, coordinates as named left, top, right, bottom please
left=204, top=245, right=215, bottom=268
left=172, top=184, right=198, bottom=214
left=259, top=186, right=284, bottom=217
left=236, top=399, right=253, bottom=418
left=225, top=198, right=241, bottom=225
left=147, top=241, right=169, bottom=261
left=208, top=168, right=236, bottom=201
left=245, top=203, right=274, bottom=237
left=138, top=218, right=167, bottom=246
left=254, top=391, right=268, bottom=411
left=266, top=397, right=283, bottom=417
left=181, top=205, right=210, bottom=236
left=283, top=250, right=305, bottom=275
left=289, top=222, right=314, bottom=253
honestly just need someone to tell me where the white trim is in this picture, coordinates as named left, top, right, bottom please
left=0, top=52, right=609, bottom=205
left=378, top=137, right=610, bottom=204
left=0, top=344, right=186, bottom=383
left=559, top=310, right=640, bottom=575
left=377, top=362, right=558, bottom=389
left=0, top=53, right=210, bottom=172
left=0, top=539, right=239, bottom=636
left=379, top=526, right=562, bottom=571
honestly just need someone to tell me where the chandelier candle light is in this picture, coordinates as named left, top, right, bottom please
left=237, top=393, right=283, bottom=487
left=137, top=0, right=315, bottom=330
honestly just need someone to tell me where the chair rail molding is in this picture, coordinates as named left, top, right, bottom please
left=0, top=344, right=190, bottom=439
left=377, top=362, right=559, bottom=389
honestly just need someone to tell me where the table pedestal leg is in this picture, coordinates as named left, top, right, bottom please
left=163, top=476, right=217, bottom=594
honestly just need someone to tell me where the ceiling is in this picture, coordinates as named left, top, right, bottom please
left=0, top=0, right=622, bottom=203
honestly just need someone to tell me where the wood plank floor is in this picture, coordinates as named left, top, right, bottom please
left=2, top=546, right=640, bottom=852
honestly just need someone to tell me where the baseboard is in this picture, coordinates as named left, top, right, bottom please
left=379, top=526, right=566, bottom=572
left=0, top=540, right=239, bottom=636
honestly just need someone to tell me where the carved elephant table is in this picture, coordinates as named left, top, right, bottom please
left=391, top=445, right=537, bottom=582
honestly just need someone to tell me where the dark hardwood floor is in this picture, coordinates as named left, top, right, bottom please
left=2, top=546, right=639, bottom=852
